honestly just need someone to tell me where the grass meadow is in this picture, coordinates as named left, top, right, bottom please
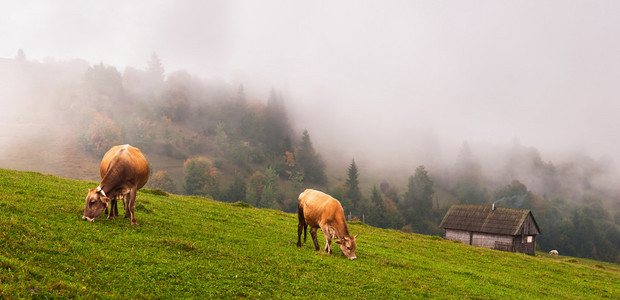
left=0, top=168, right=618, bottom=298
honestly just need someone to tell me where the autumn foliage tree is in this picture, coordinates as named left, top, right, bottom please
left=82, top=113, right=122, bottom=157
left=148, top=171, right=177, bottom=194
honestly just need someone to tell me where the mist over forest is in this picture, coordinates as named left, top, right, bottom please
left=1, top=52, right=619, bottom=263
left=2, top=1, right=620, bottom=263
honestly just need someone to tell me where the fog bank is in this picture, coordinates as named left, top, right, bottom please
left=2, top=0, right=620, bottom=181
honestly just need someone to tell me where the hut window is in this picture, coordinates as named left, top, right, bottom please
left=527, top=236, right=533, bottom=243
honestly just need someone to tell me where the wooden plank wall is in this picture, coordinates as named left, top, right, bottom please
left=445, top=229, right=471, bottom=244
left=472, top=232, right=513, bottom=249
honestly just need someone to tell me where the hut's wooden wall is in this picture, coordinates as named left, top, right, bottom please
left=445, top=229, right=471, bottom=244
left=517, top=214, right=540, bottom=235
left=472, top=232, right=513, bottom=249
left=513, top=235, right=537, bottom=255
left=446, top=229, right=519, bottom=252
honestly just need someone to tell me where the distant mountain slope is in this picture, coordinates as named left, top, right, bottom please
left=0, top=168, right=617, bottom=298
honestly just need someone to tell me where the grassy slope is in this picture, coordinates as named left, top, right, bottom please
left=0, top=169, right=618, bottom=299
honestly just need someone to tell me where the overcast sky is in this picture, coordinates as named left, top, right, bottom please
left=2, top=0, right=620, bottom=168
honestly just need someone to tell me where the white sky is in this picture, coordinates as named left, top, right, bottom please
left=2, top=0, right=620, bottom=167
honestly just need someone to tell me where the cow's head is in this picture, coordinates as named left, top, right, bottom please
left=82, top=187, right=110, bottom=222
left=336, top=234, right=358, bottom=260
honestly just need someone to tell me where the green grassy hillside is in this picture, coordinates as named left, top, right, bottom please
left=0, top=168, right=618, bottom=299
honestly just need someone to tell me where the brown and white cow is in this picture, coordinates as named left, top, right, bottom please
left=82, top=144, right=149, bottom=225
left=297, top=189, right=358, bottom=260
left=549, top=250, right=559, bottom=255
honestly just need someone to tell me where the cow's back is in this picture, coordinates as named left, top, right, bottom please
left=299, top=189, right=343, bottom=226
left=99, top=145, right=150, bottom=189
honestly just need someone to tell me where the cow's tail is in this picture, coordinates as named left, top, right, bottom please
left=297, top=192, right=308, bottom=246
left=298, top=204, right=307, bottom=242
left=303, top=220, right=307, bottom=243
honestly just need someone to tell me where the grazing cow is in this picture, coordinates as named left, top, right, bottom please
left=297, top=189, right=358, bottom=260
left=82, top=144, right=149, bottom=225
left=549, top=250, right=559, bottom=256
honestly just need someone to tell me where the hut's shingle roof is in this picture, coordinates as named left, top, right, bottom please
left=439, top=204, right=538, bottom=236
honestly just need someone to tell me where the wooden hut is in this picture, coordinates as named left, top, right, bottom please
left=439, top=204, right=540, bottom=255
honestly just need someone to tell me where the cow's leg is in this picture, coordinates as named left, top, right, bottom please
left=113, top=198, right=119, bottom=218
left=124, top=195, right=130, bottom=218
left=107, top=199, right=117, bottom=219
left=128, top=187, right=138, bottom=225
left=310, top=227, right=320, bottom=251
left=106, top=199, right=113, bottom=219
left=114, top=197, right=119, bottom=217
left=297, top=221, right=305, bottom=247
left=321, top=225, right=332, bottom=254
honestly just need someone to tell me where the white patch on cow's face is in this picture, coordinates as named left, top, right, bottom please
left=336, top=235, right=358, bottom=260
left=82, top=188, right=109, bottom=221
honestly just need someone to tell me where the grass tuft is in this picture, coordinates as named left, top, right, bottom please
left=140, top=189, right=168, bottom=196
left=232, top=201, right=252, bottom=208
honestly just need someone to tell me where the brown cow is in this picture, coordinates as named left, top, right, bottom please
left=82, top=144, right=149, bottom=225
left=297, top=189, right=358, bottom=260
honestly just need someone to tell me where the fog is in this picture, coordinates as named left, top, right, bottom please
left=2, top=0, right=620, bottom=180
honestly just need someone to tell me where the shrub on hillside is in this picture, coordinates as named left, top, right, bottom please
left=183, top=157, right=219, bottom=198
left=81, top=112, right=122, bottom=157
left=148, top=171, right=177, bottom=194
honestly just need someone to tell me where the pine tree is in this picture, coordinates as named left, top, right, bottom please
left=224, top=173, right=246, bottom=203
left=263, top=88, right=290, bottom=154
left=236, top=84, right=246, bottom=108
left=409, top=165, right=434, bottom=214
left=454, top=142, right=488, bottom=204
left=296, top=130, right=327, bottom=185
left=262, top=167, right=278, bottom=209
left=363, top=185, right=383, bottom=226
left=371, top=185, right=382, bottom=206
left=346, top=159, right=362, bottom=214
left=147, top=52, right=165, bottom=84
left=403, top=166, right=435, bottom=233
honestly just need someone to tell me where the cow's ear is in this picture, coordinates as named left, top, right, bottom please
left=335, top=239, right=343, bottom=244
left=101, top=196, right=110, bottom=203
